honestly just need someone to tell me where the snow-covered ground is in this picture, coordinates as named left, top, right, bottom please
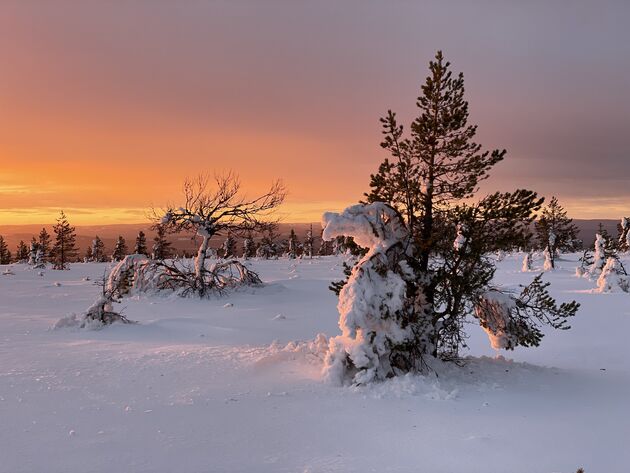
left=1, top=254, right=628, bottom=472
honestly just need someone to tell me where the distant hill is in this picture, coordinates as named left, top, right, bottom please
left=0, top=219, right=622, bottom=257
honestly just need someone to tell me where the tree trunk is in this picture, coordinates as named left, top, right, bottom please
left=195, top=235, right=210, bottom=282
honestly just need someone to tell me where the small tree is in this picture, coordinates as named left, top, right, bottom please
left=28, top=240, right=45, bottom=268
left=243, top=232, right=256, bottom=259
left=304, top=225, right=314, bottom=259
left=617, top=217, right=630, bottom=252
left=85, top=244, right=93, bottom=262
left=256, top=226, right=280, bottom=259
left=221, top=232, right=237, bottom=259
left=16, top=240, right=29, bottom=262
left=134, top=231, right=148, bottom=256
left=156, top=173, right=285, bottom=295
left=0, top=236, right=11, bottom=264
left=52, top=211, right=77, bottom=270
left=111, top=236, right=128, bottom=262
left=38, top=228, right=52, bottom=262
left=152, top=224, right=172, bottom=260
left=535, top=196, right=580, bottom=269
left=91, top=236, right=106, bottom=262
left=287, top=229, right=298, bottom=259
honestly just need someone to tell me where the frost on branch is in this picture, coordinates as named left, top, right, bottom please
left=474, top=275, right=579, bottom=350
left=321, top=203, right=430, bottom=385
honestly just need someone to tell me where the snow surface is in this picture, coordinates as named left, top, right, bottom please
left=1, top=254, right=629, bottom=472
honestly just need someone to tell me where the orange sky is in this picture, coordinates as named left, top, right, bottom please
left=2, top=1, right=629, bottom=225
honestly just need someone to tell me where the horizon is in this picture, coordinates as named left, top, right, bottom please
left=2, top=1, right=630, bottom=224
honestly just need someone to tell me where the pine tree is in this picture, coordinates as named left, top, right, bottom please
left=16, top=240, right=29, bottom=262
left=243, top=232, right=256, bottom=259
left=52, top=211, right=77, bottom=270
left=28, top=239, right=45, bottom=268
left=327, top=50, right=578, bottom=377
left=111, top=236, right=128, bottom=262
left=287, top=229, right=298, bottom=259
left=152, top=224, right=172, bottom=260
left=256, top=227, right=279, bottom=259
left=38, top=228, right=52, bottom=262
left=134, top=231, right=148, bottom=255
left=221, top=233, right=237, bottom=259
left=91, top=236, right=106, bottom=262
left=304, top=225, right=314, bottom=259
left=535, top=196, right=580, bottom=269
left=0, top=236, right=10, bottom=264
left=85, top=244, right=93, bottom=262
left=617, top=217, right=630, bottom=252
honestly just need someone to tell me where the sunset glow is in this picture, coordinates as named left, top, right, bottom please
left=2, top=1, right=629, bottom=225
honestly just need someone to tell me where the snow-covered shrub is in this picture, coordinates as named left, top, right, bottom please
left=321, top=203, right=430, bottom=385
left=596, top=257, right=630, bottom=293
left=590, top=233, right=608, bottom=275
left=107, top=254, right=157, bottom=296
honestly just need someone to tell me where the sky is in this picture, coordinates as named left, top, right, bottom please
left=1, top=0, right=629, bottom=225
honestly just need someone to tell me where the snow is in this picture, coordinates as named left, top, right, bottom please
left=1, top=254, right=629, bottom=472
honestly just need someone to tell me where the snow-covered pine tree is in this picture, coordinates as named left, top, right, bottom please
left=287, top=229, right=298, bottom=259
left=0, top=236, right=11, bottom=264
left=52, top=211, right=78, bottom=270
left=589, top=232, right=618, bottom=276
left=304, top=225, right=314, bottom=259
left=617, top=217, right=630, bottom=252
left=28, top=240, right=45, bottom=268
left=243, top=232, right=256, bottom=259
left=221, top=232, right=237, bottom=259
left=151, top=225, right=172, bottom=260
left=322, top=203, right=427, bottom=384
left=111, top=236, right=128, bottom=262
left=134, top=231, right=148, bottom=256
left=16, top=240, right=29, bottom=262
left=329, top=50, right=581, bottom=376
left=38, top=228, right=52, bottom=262
left=597, top=257, right=630, bottom=293
left=535, top=196, right=580, bottom=268
left=91, top=236, right=106, bottom=262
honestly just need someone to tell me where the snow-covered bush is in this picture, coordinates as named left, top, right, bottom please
left=596, top=257, right=630, bottom=293
left=321, top=203, right=430, bottom=385
left=107, top=254, right=157, bottom=296
left=590, top=233, right=608, bottom=275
